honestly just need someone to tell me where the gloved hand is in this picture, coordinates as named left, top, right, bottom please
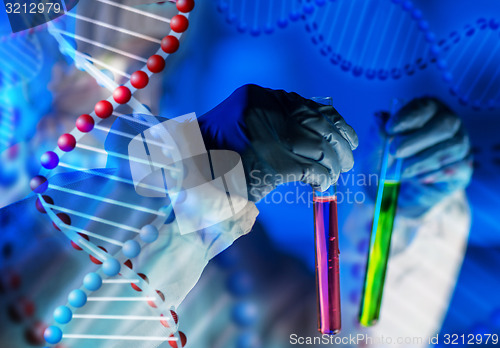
left=384, top=98, right=473, bottom=217
left=198, top=84, right=359, bottom=202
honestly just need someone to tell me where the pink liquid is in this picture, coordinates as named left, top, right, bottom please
left=314, top=196, right=341, bottom=335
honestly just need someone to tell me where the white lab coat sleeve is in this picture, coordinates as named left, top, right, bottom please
left=131, top=199, right=259, bottom=309
left=56, top=195, right=259, bottom=348
left=371, top=190, right=470, bottom=347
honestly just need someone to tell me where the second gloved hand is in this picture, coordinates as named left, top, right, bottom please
left=198, top=84, right=358, bottom=202
left=386, top=98, right=473, bottom=217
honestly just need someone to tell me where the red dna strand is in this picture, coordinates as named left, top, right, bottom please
left=25, top=1, right=195, bottom=346
left=217, top=0, right=317, bottom=36
left=305, top=0, right=440, bottom=80
left=437, top=18, right=500, bottom=110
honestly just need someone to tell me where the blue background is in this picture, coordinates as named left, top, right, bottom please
left=0, top=0, right=499, bottom=343
left=157, top=0, right=500, bottom=340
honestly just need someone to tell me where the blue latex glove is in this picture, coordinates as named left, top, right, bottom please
left=386, top=98, right=473, bottom=217
left=199, top=84, right=358, bottom=202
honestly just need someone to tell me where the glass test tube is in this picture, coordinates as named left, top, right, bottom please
left=311, top=97, right=341, bottom=335
left=359, top=100, right=404, bottom=327
left=314, top=186, right=342, bottom=335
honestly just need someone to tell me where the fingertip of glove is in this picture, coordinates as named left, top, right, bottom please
left=311, top=182, right=328, bottom=193
left=336, top=122, right=359, bottom=150
left=341, top=166, right=354, bottom=173
left=389, top=139, right=411, bottom=159
left=385, top=98, right=438, bottom=134
left=348, top=132, right=359, bottom=150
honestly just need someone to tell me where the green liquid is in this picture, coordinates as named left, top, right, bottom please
left=359, top=181, right=401, bottom=327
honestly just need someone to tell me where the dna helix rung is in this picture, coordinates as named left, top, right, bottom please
left=437, top=17, right=500, bottom=110
left=49, top=0, right=184, bottom=88
left=38, top=146, right=185, bottom=347
left=215, top=0, right=500, bottom=111
left=305, top=0, right=439, bottom=80
left=0, top=103, right=18, bottom=151
left=0, top=29, right=44, bottom=89
left=305, top=2, right=500, bottom=109
left=217, top=0, right=317, bottom=36
left=43, top=257, right=185, bottom=347
left=0, top=221, right=83, bottom=346
left=26, top=1, right=195, bottom=346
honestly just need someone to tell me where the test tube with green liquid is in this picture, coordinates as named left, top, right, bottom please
left=359, top=100, right=404, bottom=327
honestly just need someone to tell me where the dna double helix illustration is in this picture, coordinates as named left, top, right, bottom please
left=0, top=102, right=18, bottom=152
left=5, top=0, right=499, bottom=345
left=305, top=0, right=438, bottom=80
left=0, top=206, right=78, bottom=347
left=216, top=0, right=500, bottom=111
left=0, top=29, right=43, bottom=89
left=438, top=18, right=500, bottom=110
left=23, top=0, right=195, bottom=346
left=217, top=0, right=317, bottom=36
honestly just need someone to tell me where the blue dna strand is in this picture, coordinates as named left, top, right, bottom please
left=438, top=18, right=500, bottom=110
left=23, top=1, right=196, bottom=346
left=217, top=0, right=318, bottom=36
left=0, top=103, right=18, bottom=152
left=0, top=98, right=32, bottom=207
left=36, top=120, right=186, bottom=346
left=0, top=29, right=43, bottom=90
left=42, top=237, right=185, bottom=347
left=305, top=0, right=439, bottom=80
left=0, top=200, right=84, bottom=346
